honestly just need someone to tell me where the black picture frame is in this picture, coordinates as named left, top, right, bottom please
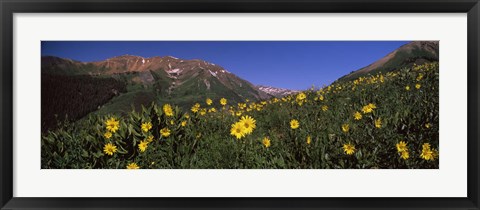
left=1, top=0, right=479, bottom=209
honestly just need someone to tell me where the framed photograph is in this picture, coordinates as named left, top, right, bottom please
left=1, top=0, right=479, bottom=209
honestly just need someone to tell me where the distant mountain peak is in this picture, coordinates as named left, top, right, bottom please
left=257, top=85, right=299, bottom=97
left=337, top=41, right=439, bottom=82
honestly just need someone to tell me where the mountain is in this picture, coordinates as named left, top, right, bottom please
left=42, top=55, right=274, bottom=116
left=257, top=85, right=298, bottom=97
left=336, top=41, right=439, bottom=82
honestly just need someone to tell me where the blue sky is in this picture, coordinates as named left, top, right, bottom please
left=41, top=41, right=410, bottom=90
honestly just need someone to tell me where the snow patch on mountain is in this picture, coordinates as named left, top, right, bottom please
left=166, top=68, right=182, bottom=79
left=209, top=70, right=217, bottom=77
left=166, top=68, right=181, bottom=74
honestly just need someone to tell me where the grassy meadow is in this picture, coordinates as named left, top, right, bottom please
left=41, top=62, right=439, bottom=169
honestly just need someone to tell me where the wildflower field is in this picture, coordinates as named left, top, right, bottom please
left=41, top=62, right=439, bottom=169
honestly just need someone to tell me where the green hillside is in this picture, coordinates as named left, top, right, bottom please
left=41, top=62, right=439, bottom=169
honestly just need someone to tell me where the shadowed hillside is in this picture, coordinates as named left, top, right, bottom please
left=41, top=74, right=127, bottom=132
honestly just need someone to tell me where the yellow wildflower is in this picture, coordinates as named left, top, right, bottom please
left=262, top=137, right=271, bottom=148
left=321, top=105, right=328, bottom=111
left=220, top=98, right=227, bottom=106
left=416, top=73, right=423, bottom=81
left=104, top=132, right=112, bottom=139
left=342, top=143, right=356, bottom=155
left=375, top=118, right=382, bottom=128
left=296, top=93, right=307, bottom=102
left=420, top=143, right=438, bottom=161
left=163, top=104, right=174, bottom=117
left=138, top=140, right=148, bottom=152
left=290, top=119, right=300, bottom=129
left=425, top=123, right=432, bottom=129
left=230, top=122, right=245, bottom=139
left=200, top=108, right=207, bottom=116
left=405, top=85, right=410, bottom=91
left=146, top=135, right=154, bottom=143
left=206, top=98, right=213, bottom=106
left=103, top=143, right=117, bottom=156
left=141, top=122, right=152, bottom=132
left=396, top=141, right=408, bottom=152
left=181, top=121, right=187, bottom=127
left=105, top=117, right=120, bottom=133
left=354, top=112, right=362, bottom=120
left=191, top=103, right=200, bottom=113
left=415, top=84, right=421, bottom=89
left=160, top=127, right=171, bottom=138
left=126, top=163, right=140, bottom=169
left=306, top=136, right=311, bottom=145
left=362, top=103, right=376, bottom=114
left=342, top=124, right=350, bottom=133
left=239, top=115, right=256, bottom=134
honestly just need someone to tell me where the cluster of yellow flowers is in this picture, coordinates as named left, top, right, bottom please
left=230, top=115, right=256, bottom=139
left=313, top=94, right=324, bottom=101
left=295, top=92, right=307, bottom=106
left=353, top=73, right=386, bottom=86
left=420, top=143, right=439, bottom=161
left=361, top=103, right=377, bottom=114
left=396, top=141, right=410, bottom=160
left=101, top=103, right=187, bottom=169
left=103, top=117, right=120, bottom=156
left=191, top=103, right=201, bottom=113
left=138, top=121, right=155, bottom=154
left=343, top=141, right=438, bottom=161
left=104, top=117, right=120, bottom=139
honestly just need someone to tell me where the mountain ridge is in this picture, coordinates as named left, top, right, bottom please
left=42, top=55, right=299, bottom=100
left=336, top=41, right=439, bottom=82
left=41, top=55, right=276, bottom=114
left=257, top=85, right=299, bottom=97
